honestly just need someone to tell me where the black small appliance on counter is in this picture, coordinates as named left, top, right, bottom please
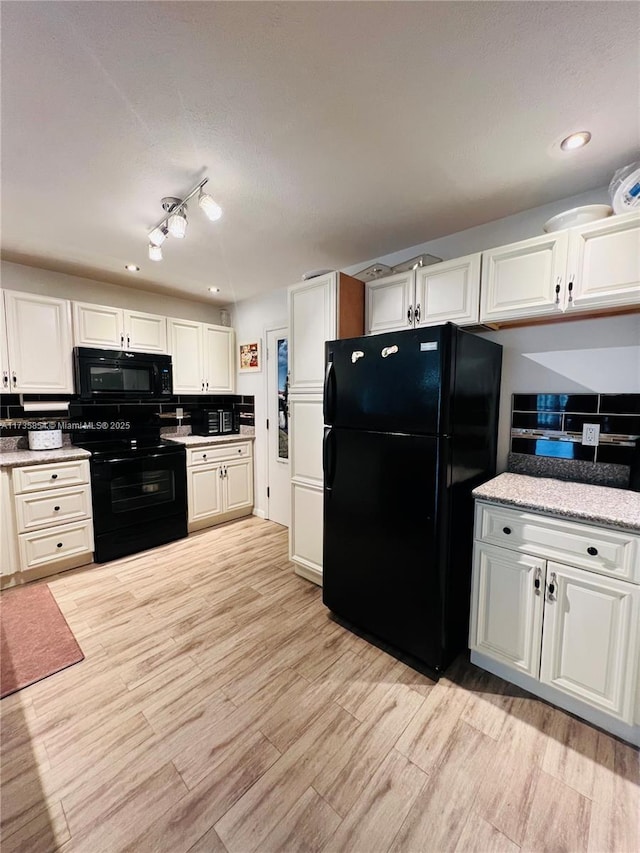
left=190, top=407, right=239, bottom=436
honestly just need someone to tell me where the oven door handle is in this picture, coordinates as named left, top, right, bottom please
left=94, top=452, right=179, bottom=465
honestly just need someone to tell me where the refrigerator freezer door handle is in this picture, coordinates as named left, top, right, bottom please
left=323, top=427, right=336, bottom=492
left=351, top=350, right=364, bottom=363
left=324, top=361, right=336, bottom=423
left=381, top=345, right=399, bottom=358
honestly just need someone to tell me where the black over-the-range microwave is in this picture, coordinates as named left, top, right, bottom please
left=73, top=347, right=173, bottom=400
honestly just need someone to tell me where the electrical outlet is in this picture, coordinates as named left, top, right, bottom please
left=582, top=423, right=600, bottom=446
left=176, top=407, right=184, bottom=419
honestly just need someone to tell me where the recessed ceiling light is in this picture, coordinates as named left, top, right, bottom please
left=125, top=264, right=140, bottom=272
left=560, top=131, right=592, bottom=151
left=208, top=287, right=220, bottom=293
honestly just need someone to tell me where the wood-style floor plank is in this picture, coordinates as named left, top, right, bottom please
left=1, top=517, right=636, bottom=853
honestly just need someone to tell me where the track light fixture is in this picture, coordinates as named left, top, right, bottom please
left=146, top=178, right=222, bottom=261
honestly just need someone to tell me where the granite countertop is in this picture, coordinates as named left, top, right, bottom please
left=0, top=446, right=92, bottom=469
left=473, top=473, right=640, bottom=533
left=162, top=433, right=255, bottom=447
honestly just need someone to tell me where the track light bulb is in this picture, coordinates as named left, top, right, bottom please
left=198, top=190, right=223, bottom=221
left=168, top=209, right=187, bottom=239
left=148, top=226, right=168, bottom=246
left=148, top=243, right=162, bottom=261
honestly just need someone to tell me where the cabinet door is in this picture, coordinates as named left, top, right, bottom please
left=567, top=212, right=640, bottom=312
left=124, top=310, right=167, bottom=353
left=288, top=274, right=337, bottom=393
left=4, top=290, right=74, bottom=393
left=365, top=272, right=415, bottom=335
left=540, top=561, right=639, bottom=719
left=415, top=254, right=481, bottom=327
left=469, top=543, right=545, bottom=677
left=480, top=231, right=569, bottom=323
left=223, top=459, right=253, bottom=512
left=289, top=395, right=324, bottom=487
left=290, top=482, right=323, bottom=579
left=203, top=325, right=235, bottom=393
left=168, top=319, right=204, bottom=394
left=188, top=464, right=224, bottom=523
left=73, top=302, right=123, bottom=349
left=1, top=291, right=10, bottom=392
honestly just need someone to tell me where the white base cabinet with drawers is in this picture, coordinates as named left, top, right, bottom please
left=470, top=501, right=640, bottom=745
left=186, top=441, right=254, bottom=532
left=2, top=459, right=95, bottom=588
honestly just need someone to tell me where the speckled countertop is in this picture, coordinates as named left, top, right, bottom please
left=473, top=473, right=640, bottom=533
left=162, top=433, right=255, bottom=447
left=0, top=446, right=92, bottom=469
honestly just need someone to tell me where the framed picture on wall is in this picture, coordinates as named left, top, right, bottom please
left=238, top=340, right=262, bottom=373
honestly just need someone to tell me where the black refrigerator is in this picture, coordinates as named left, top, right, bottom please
left=322, top=323, right=502, bottom=677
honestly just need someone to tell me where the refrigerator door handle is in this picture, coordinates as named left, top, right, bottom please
left=381, top=345, right=399, bottom=358
left=323, top=361, right=336, bottom=423
left=323, top=427, right=336, bottom=492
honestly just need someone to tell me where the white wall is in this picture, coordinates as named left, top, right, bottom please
left=1, top=261, right=222, bottom=324
left=343, top=186, right=610, bottom=274
left=231, top=287, right=288, bottom=517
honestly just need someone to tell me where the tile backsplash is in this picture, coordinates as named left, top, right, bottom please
left=510, top=392, right=640, bottom=488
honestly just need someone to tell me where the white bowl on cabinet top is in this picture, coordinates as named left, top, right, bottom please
left=542, top=204, right=613, bottom=233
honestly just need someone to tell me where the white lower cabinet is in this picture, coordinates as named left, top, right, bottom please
left=186, top=441, right=253, bottom=531
left=4, top=459, right=94, bottom=586
left=470, top=501, right=640, bottom=745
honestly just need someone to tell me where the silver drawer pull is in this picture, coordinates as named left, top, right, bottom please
left=351, top=351, right=365, bottom=363
left=381, top=345, right=399, bottom=358
left=534, top=566, right=542, bottom=595
left=547, top=572, right=557, bottom=602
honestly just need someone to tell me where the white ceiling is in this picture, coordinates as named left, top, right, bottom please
left=2, top=1, right=638, bottom=305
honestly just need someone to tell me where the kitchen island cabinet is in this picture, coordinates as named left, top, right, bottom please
left=470, top=474, right=640, bottom=746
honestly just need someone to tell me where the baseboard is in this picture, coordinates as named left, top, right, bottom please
left=188, top=506, right=253, bottom=532
left=252, top=508, right=267, bottom=519
left=294, top=562, right=323, bottom=587
left=470, top=650, right=640, bottom=747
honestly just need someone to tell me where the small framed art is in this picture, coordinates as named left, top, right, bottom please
left=238, top=340, right=262, bottom=373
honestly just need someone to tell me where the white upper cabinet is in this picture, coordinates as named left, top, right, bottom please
left=73, top=302, right=122, bottom=349
left=365, top=257, right=482, bottom=334
left=203, top=325, right=235, bottom=393
left=288, top=274, right=337, bottom=392
left=1, top=291, right=10, bottom=392
left=4, top=290, right=74, bottom=393
left=73, top=302, right=167, bottom=353
left=566, top=212, right=640, bottom=312
left=168, top=319, right=235, bottom=394
left=480, top=231, right=569, bottom=323
left=365, top=272, right=415, bottom=335
left=168, top=318, right=205, bottom=393
left=415, top=253, right=481, bottom=327
left=123, top=310, right=167, bottom=353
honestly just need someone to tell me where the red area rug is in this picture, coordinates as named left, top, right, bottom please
left=1, top=584, right=84, bottom=699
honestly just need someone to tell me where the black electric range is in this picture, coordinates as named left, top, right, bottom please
left=73, top=432, right=188, bottom=563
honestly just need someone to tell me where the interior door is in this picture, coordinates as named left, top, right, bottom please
left=266, top=327, right=290, bottom=527
left=323, top=427, right=442, bottom=668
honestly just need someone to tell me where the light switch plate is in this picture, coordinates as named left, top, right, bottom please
left=582, top=423, right=600, bottom=446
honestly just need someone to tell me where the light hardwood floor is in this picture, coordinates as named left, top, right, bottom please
left=1, top=517, right=638, bottom=853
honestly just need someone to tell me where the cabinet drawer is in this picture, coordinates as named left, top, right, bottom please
left=13, top=460, right=90, bottom=494
left=475, top=503, right=640, bottom=583
left=187, top=442, right=251, bottom=467
left=18, top=520, right=94, bottom=570
left=15, top=485, right=92, bottom=533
